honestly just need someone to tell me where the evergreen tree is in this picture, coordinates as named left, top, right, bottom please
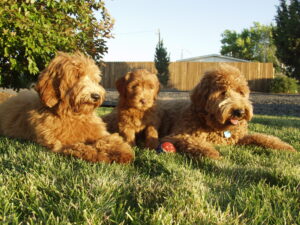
left=154, top=33, right=170, bottom=87
left=273, top=0, right=300, bottom=79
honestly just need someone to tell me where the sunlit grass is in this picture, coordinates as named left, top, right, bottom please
left=0, top=109, right=299, bottom=224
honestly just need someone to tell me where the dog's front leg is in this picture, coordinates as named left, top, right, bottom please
left=61, top=143, right=111, bottom=163
left=61, top=134, right=134, bottom=163
left=94, top=133, right=135, bottom=163
left=119, top=125, right=136, bottom=146
left=237, top=133, right=296, bottom=152
left=144, top=125, right=159, bottom=149
left=161, top=134, right=220, bottom=159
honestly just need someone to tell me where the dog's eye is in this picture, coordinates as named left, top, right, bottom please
left=220, top=91, right=226, bottom=96
left=147, top=84, right=154, bottom=89
left=238, top=90, right=245, bottom=96
left=131, top=84, right=138, bottom=90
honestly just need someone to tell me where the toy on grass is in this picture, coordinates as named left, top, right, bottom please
left=156, top=142, right=176, bottom=153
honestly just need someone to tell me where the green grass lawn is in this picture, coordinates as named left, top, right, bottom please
left=0, top=108, right=299, bottom=224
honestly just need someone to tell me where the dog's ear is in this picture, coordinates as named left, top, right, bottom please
left=35, top=68, right=59, bottom=108
left=190, top=75, right=210, bottom=111
left=246, top=104, right=253, bottom=121
left=154, top=79, right=161, bottom=100
left=115, top=72, right=130, bottom=97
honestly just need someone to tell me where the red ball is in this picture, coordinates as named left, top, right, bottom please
left=156, top=142, right=176, bottom=153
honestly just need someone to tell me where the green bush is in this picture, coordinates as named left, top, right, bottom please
left=0, top=1, right=114, bottom=90
left=270, top=75, right=299, bottom=94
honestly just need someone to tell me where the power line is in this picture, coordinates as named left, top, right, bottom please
left=115, top=30, right=156, bottom=35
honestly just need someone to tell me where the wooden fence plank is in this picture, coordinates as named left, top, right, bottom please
left=100, top=62, right=274, bottom=92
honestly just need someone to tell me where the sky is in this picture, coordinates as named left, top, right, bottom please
left=99, top=0, right=279, bottom=62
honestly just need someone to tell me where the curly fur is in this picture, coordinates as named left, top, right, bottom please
left=103, top=69, right=162, bottom=149
left=160, top=64, right=296, bottom=159
left=0, top=92, right=14, bottom=103
left=0, top=52, right=134, bottom=163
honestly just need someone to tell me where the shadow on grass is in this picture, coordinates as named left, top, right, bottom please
left=188, top=154, right=299, bottom=188
left=112, top=156, right=178, bottom=224
left=113, top=181, right=172, bottom=219
left=181, top=153, right=300, bottom=218
left=251, top=115, right=300, bottom=129
left=133, top=150, right=172, bottom=178
left=0, top=137, right=41, bottom=173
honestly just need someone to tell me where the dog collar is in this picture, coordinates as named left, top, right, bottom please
left=224, top=131, right=231, bottom=138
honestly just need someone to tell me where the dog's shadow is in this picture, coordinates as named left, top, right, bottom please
left=251, top=115, right=300, bottom=129
left=183, top=148, right=299, bottom=201
left=133, top=149, right=172, bottom=178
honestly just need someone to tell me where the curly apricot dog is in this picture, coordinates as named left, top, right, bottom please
left=0, top=52, right=134, bottom=163
left=103, top=69, right=162, bottom=149
left=160, top=64, right=296, bottom=159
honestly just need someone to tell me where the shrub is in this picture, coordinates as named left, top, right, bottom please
left=0, top=0, right=113, bottom=90
left=270, top=75, right=299, bottom=94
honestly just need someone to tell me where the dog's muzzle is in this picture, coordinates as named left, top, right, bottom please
left=232, top=109, right=245, bottom=118
left=229, top=109, right=245, bottom=125
left=91, top=93, right=101, bottom=102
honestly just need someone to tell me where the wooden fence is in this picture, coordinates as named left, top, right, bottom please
left=100, top=62, right=274, bottom=92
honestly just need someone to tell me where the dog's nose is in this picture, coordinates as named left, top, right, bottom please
left=140, top=99, right=146, bottom=104
left=232, top=109, right=245, bottom=118
left=91, top=93, right=100, bottom=101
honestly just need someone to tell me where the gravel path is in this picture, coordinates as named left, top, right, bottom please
left=249, top=92, right=300, bottom=117
left=105, top=90, right=300, bottom=117
left=1, top=88, right=299, bottom=117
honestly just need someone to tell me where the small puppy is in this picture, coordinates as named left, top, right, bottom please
left=0, top=52, right=134, bottom=163
left=103, top=69, right=162, bottom=149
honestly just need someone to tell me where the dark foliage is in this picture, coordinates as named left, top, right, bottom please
left=273, top=0, right=300, bottom=79
left=154, top=37, right=170, bottom=87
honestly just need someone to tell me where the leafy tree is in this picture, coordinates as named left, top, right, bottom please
left=220, top=30, right=243, bottom=59
left=0, top=0, right=114, bottom=89
left=154, top=33, right=170, bottom=87
left=273, top=0, right=300, bottom=79
left=221, top=22, right=280, bottom=70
